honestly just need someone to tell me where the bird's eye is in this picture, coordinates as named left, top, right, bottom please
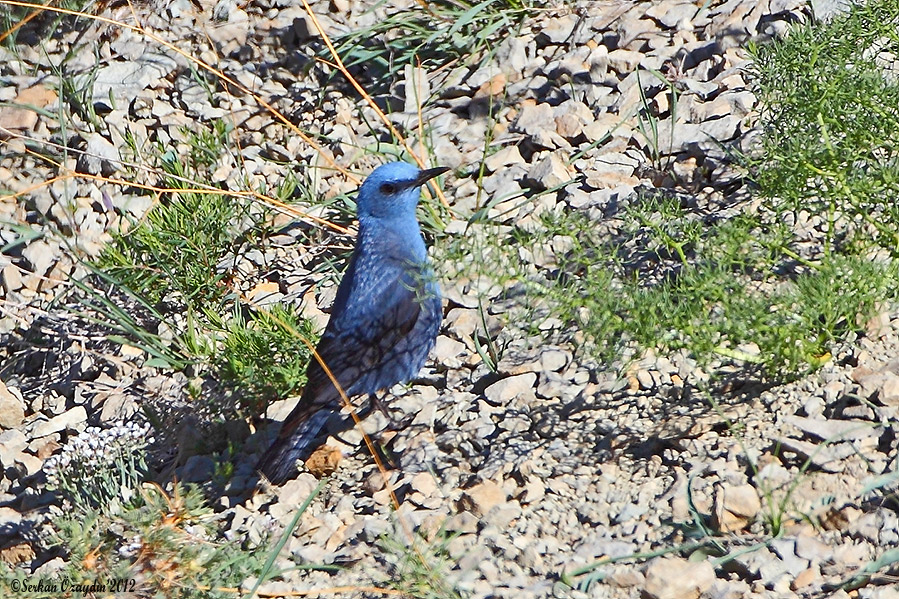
left=379, top=182, right=397, bottom=194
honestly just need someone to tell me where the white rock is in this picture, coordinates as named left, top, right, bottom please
left=642, top=557, right=716, bottom=599
left=539, top=14, right=579, bottom=44
left=483, top=500, right=522, bottom=528
left=459, top=480, right=506, bottom=517
left=495, top=36, right=529, bottom=77
left=644, top=115, right=742, bottom=155
left=712, top=483, right=761, bottom=532
left=409, top=471, right=439, bottom=498
left=774, top=437, right=855, bottom=472
left=0, top=506, right=22, bottom=527
left=31, top=406, right=87, bottom=438
left=0, top=429, right=27, bottom=466
left=445, top=308, right=479, bottom=338
left=99, top=393, right=138, bottom=422
left=277, top=473, right=319, bottom=506
left=90, top=53, right=177, bottom=104
left=540, top=349, right=569, bottom=372
left=1, top=264, right=22, bottom=293
left=527, top=152, right=575, bottom=189
left=553, top=99, right=593, bottom=138
left=645, top=1, right=698, bottom=28
left=0, top=380, right=25, bottom=428
left=15, top=453, right=43, bottom=476
left=783, top=415, right=877, bottom=442
left=583, top=112, right=632, bottom=143
left=607, top=48, right=643, bottom=72
left=484, top=145, right=526, bottom=172
left=21, top=240, right=55, bottom=277
left=865, top=371, right=899, bottom=406
left=484, top=373, right=537, bottom=404
left=445, top=511, right=479, bottom=534
left=515, top=102, right=555, bottom=137
left=681, top=79, right=719, bottom=99
left=434, top=335, right=467, bottom=368
left=77, top=133, right=120, bottom=176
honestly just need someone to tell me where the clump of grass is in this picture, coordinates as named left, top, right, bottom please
left=81, top=121, right=319, bottom=419
left=440, top=0, right=899, bottom=381
left=748, top=0, right=899, bottom=257
left=41, top=424, right=328, bottom=599
left=185, top=120, right=233, bottom=170
left=43, top=422, right=263, bottom=596
left=97, top=124, right=262, bottom=310
left=97, top=192, right=239, bottom=309
left=380, top=529, right=462, bottom=599
left=331, top=0, right=531, bottom=90
left=51, top=480, right=265, bottom=598
left=218, top=304, right=318, bottom=416
left=442, top=192, right=898, bottom=378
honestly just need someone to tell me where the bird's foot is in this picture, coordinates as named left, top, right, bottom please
left=367, top=393, right=414, bottom=431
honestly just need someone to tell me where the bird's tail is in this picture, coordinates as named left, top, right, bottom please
left=258, top=409, right=334, bottom=485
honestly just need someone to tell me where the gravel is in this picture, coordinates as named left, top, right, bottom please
left=2, top=0, right=898, bottom=597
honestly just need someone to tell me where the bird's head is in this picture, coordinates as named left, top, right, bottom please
left=356, top=162, right=448, bottom=220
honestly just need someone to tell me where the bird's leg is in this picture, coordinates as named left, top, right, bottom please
left=351, top=393, right=380, bottom=420
left=370, top=391, right=417, bottom=430
left=369, top=392, right=391, bottom=419
left=347, top=393, right=414, bottom=431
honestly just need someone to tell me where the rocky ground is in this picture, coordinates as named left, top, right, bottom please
left=1, top=0, right=899, bottom=597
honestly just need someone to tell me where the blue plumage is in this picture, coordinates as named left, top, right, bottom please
left=259, top=162, right=447, bottom=484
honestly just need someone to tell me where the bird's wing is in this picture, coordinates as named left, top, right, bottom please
left=259, top=264, right=432, bottom=484
left=303, top=263, right=430, bottom=404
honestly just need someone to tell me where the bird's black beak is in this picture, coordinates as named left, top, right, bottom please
left=414, top=166, right=450, bottom=187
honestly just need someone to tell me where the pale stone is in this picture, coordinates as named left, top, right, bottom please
left=459, top=480, right=506, bottom=517
left=484, top=145, right=526, bottom=172
left=642, top=557, right=716, bottom=599
left=712, top=483, right=761, bottom=532
left=484, top=373, right=537, bottom=404
left=0, top=380, right=25, bottom=428
left=527, top=152, right=575, bottom=189
left=32, top=406, right=87, bottom=438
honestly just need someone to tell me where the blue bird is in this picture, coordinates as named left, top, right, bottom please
left=259, top=162, right=447, bottom=484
